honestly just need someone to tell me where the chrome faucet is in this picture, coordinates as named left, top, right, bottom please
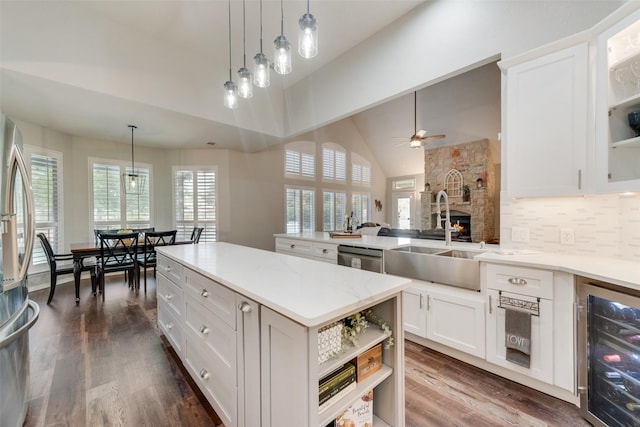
left=435, top=190, right=452, bottom=246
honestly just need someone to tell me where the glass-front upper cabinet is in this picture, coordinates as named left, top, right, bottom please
left=595, top=8, right=640, bottom=192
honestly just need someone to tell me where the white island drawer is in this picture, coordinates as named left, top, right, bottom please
left=158, top=300, right=184, bottom=356
left=157, top=254, right=184, bottom=284
left=275, top=238, right=313, bottom=258
left=486, top=264, right=553, bottom=299
left=184, top=269, right=236, bottom=329
left=157, top=274, right=183, bottom=318
left=313, top=242, right=338, bottom=263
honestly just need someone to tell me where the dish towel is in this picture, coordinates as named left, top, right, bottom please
left=505, top=308, right=532, bottom=368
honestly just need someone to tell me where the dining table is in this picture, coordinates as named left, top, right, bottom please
left=69, top=239, right=193, bottom=304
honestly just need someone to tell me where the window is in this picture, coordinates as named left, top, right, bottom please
left=444, top=169, right=463, bottom=197
left=322, top=143, right=346, bottom=182
left=351, top=153, right=371, bottom=186
left=322, top=191, right=346, bottom=231
left=25, top=147, right=62, bottom=267
left=352, top=192, right=371, bottom=224
left=91, top=159, right=151, bottom=231
left=392, top=178, right=416, bottom=190
left=286, top=186, right=315, bottom=233
left=174, top=167, right=217, bottom=242
left=285, top=141, right=315, bottom=179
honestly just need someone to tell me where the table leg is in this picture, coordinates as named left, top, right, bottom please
left=73, top=256, right=82, bottom=305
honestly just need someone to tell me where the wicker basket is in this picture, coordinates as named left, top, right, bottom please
left=317, top=321, right=343, bottom=363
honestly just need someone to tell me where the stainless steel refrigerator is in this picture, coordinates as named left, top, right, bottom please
left=0, top=114, right=39, bottom=427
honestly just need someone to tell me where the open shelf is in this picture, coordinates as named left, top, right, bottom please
left=612, top=135, right=640, bottom=148
left=318, top=364, right=393, bottom=426
left=318, top=326, right=390, bottom=379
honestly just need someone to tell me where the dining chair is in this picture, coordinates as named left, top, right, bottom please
left=136, top=230, right=176, bottom=291
left=37, top=233, right=96, bottom=305
left=96, top=231, right=139, bottom=300
left=190, top=227, right=204, bottom=244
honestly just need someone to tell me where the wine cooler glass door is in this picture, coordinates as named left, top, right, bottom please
left=578, top=279, right=640, bottom=427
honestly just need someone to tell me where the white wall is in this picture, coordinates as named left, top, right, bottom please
left=286, top=1, right=623, bottom=137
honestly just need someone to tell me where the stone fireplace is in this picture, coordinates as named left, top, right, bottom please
left=420, top=139, right=496, bottom=243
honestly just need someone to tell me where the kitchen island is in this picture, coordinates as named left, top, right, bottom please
left=155, top=242, right=411, bottom=427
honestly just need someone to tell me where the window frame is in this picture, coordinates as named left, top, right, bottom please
left=284, top=141, right=316, bottom=180
left=25, top=145, right=64, bottom=271
left=172, top=165, right=218, bottom=243
left=351, top=153, right=371, bottom=187
left=351, top=192, right=371, bottom=224
left=89, top=157, right=153, bottom=231
left=285, top=185, right=316, bottom=233
left=322, top=190, right=346, bottom=231
left=322, top=142, right=347, bottom=183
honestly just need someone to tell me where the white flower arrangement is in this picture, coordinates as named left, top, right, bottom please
left=341, top=308, right=394, bottom=351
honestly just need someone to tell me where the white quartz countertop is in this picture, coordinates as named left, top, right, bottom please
left=274, top=233, right=639, bottom=290
left=156, top=242, right=411, bottom=328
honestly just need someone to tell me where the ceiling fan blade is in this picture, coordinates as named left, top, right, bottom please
left=416, top=129, right=427, bottom=138
left=423, top=134, right=446, bottom=140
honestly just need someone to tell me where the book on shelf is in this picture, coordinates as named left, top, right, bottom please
left=319, top=381, right=357, bottom=413
left=335, top=389, right=373, bottom=427
left=320, top=375, right=356, bottom=406
left=319, top=362, right=356, bottom=396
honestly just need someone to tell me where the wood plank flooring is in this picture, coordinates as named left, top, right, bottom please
left=24, top=275, right=589, bottom=427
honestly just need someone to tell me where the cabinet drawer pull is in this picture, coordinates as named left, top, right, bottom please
left=238, top=301, right=252, bottom=313
left=426, top=295, right=431, bottom=311
left=165, top=293, right=173, bottom=300
left=164, top=266, right=172, bottom=272
left=290, top=244, right=295, bottom=249
left=166, top=322, right=173, bottom=330
left=322, top=249, right=328, bottom=254
left=508, top=277, right=527, bottom=286
left=200, top=289, right=209, bottom=298
left=419, top=294, right=423, bottom=309
left=199, top=325, right=209, bottom=335
left=199, top=368, right=210, bottom=380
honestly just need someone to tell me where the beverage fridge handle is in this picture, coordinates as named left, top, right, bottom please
left=0, top=300, right=39, bottom=350
left=9, top=145, right=35, bottom=280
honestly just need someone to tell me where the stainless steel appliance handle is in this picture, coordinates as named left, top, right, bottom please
left=8, top=144, right=35, bottom=280
left=0, top=300, right=40, bottom=350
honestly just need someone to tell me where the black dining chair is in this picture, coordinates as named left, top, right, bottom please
left=190, top=227, right=204, bottom=244
left=96, top=231, right=139, bottom=300
left=37, top=233, right=96, bottom=305
left=136, top=230, right=176, bottom=291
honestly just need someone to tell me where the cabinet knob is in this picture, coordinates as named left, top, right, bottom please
left=508, top=277, right=527, bottom=286
left=199, top=368, right=210, bottom=380
left=165, top=293, right=172, bottom=300
left=166, top=322, right=173, bottom=330
left=200, top=289, right=209, bottom=298
left=238, top=301, right=252, bottom=313
left=199, top=325, right=209, bottom=335
left=322, top=249, right=328, bottom=254
left=165, top=266, right=172, bottom=272
left=290, top=244, right=295, bottom=249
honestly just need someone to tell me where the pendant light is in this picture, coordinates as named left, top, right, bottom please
left=298, top=0, right=318, bottom=59
left=273, top=0, right=291, bottom=75
left=237, top=0, right=253, bottom=98
left=223, top=0, right=238, bottom=109
left=253, top=0, right=270, bottom=88
left=122, top=125, right=146, bottom=194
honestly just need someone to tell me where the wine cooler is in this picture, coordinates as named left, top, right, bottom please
left=577, top=276, right=640, bottom=427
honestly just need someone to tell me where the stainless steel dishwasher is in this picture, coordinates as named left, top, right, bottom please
left=337, top=245, right=384, bottom=273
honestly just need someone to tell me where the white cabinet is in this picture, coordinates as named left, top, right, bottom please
left=157, top=255, right=260, bottom=427
left=594, top=7, right=640, bottom=192
left=484, top=263, right=574, bottom=392
left=403, top=285, right=427, bottom=337
left=425, top=284, right=485, bottom=359
left=403, top=281, right=485, bottom=358
left=275, top=237, right=338, bottom=264
left=261, top=295, right=405, bottom=427
left=500, top=43, right=588, bottom=198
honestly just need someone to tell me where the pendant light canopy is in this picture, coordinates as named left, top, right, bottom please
left=253, top=0, right=270, bottom=88
left=237, top=0, right=253, bottom=98
left=223, top=0, right=238, bottom=109
left=298, top=0, right=318, bottom=59
left=274, top=0, right=291, bottom=75
left=122, top=125, right=146, bottom=194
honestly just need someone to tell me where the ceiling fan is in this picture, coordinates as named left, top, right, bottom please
left=395, top=91, right=445, bottom=148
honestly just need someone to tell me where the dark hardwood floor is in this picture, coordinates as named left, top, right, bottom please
left=24, top=275, right=589, bottom=427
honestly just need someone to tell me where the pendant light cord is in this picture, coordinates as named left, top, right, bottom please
left=228, top=0, right=232, bottom=80
left=242, top=0, right=247, bottom=67
left=129, top=125, right=136, bottom=173
left=280, top=0, right=284, bottom=36
left=414, top=92, right=417, bottom=135
left=259, top=0, right=263, bottom=53
left=306, top=0, right=310, bottom=14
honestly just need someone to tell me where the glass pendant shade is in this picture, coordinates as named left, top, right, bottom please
left=121, top=125, right=146, bottom=194
left=237, top=67, right=253, bottom=98
left=224, top=80, right=238, bottom=109
left=253, top=52, right=270, bottom=88
left=274, top=35, right=292, bottom=75
left=298, top=13, right=318, bottom=59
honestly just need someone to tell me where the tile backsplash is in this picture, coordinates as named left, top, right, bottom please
left=500, top=193, right=640, bottom=261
